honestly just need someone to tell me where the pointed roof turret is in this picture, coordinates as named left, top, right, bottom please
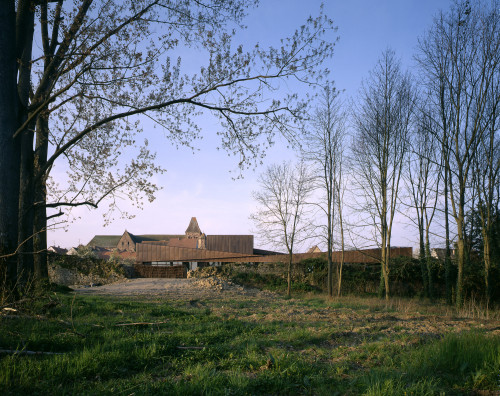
left=185, top=217, right=202, bottom=235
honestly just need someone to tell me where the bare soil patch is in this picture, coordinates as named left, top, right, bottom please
left=71, top=277, right=275, bottom=299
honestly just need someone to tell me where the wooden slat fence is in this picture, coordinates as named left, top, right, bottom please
left=134, top=264, right=187, bottom=278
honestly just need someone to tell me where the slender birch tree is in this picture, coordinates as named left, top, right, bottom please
left=352, top=50, right=415, bottom=300
left=302, top=84, right=347, bottom=297
left=404, top=106, right=441, bottom=298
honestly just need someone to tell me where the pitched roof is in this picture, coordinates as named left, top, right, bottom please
left=87, top=235, right=122, bottom=248
left=185, top=217, right=202, bottom=234
left=48, top=246, right=68, bottom=255
left=307, top=245, right=322, bottom=253
left=88, top=234, right=184, bottom=248
left=135, top=235, right=185, bottom=243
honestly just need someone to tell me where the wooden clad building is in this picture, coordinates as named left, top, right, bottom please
left=136, top=244, right=256, bottom=263
left=87, top=217, right=413, bottom=279
left=206, top=235, right=253, bottom=255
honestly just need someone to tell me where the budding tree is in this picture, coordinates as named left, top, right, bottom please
left=251, top=161, right=314, bottom=297
left=0, top=0, right=337, bottom=291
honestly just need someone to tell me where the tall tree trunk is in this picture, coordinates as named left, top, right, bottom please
left=327, top=207, right=333, bottom=298
left=418, top=220, right=427, bottom=297
left=337, top=206, right=344, bottom=297
left=16, top=5, right=36, bottom=289
left=287, top=254, right=292, bottom=298
left=0, top=1, right=21, bottom=292
left=456, top=223, right=465, bottom=308
left=17, top=127, right=35, bottom=286
left=425, top=232, right=433, bottom=300
left=379, top=230, right=390, bottom=300
left=33, top=113, right=49, bottom=280
left=483, top=231, right=491, bottom=302
left=384, top=244, right=390, bottom=301
left=444, top=167, right=452, bottom=305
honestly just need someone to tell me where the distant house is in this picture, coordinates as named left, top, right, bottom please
left=48, top=246, right=68, bottom=255
left=430, top=248, right=456, bottom=260
left=307, top=245, right=322, bottom=253
left=66, top=246, right=81, bottom=255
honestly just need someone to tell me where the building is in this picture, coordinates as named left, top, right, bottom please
left=87, top=217, right=413, bottom=278
left=87, top=217, right=254, bottom=255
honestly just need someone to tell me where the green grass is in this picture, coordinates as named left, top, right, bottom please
left=1, top=291, right=500, bottom=395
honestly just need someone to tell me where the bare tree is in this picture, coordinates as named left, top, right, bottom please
left=404, top=105, right=441, bottom=299
left=351, top=49, right=415, bottom=300
left=302, top=84, right=347, bottom=297
left=251, top=161, right=314, bottom=297
left=416, top=0, right=500, bottom=306
left=473, top=90, right=500, bottom=301
left=0, top=1, right=336, bottom=290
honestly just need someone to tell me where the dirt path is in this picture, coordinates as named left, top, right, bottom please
left=71, top=277, right=274, bottom=299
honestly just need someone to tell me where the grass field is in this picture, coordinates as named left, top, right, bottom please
left=1, top=286, right=500, bottom=395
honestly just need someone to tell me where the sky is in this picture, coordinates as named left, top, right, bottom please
left=48, top=0, right=452, bottom=250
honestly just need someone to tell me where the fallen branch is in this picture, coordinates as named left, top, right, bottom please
left=0, top=349, right=65, bottom=355
left=115, top=321, right=169, bottom=326
left=176, top=346, right=205, bottom=350
left=0, top=299, right=29, bottom=310
left=1, top=314, right=47, bottom=320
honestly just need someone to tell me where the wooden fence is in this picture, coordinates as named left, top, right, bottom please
left=134, top=264, right=186, bottom=278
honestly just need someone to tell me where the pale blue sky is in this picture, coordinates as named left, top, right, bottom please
left=49, top=0, right=452, bottom=250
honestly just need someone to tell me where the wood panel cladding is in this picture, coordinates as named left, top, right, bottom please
left=206, top=235, right=254, bottom=255
left=134, top=264, right=186, bottom=278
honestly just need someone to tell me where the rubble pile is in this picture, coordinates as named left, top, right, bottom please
left=191, top=276, right=245, bottom=293
left=187, top=266, right=229, bottom=279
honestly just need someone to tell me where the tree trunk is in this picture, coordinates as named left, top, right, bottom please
left=444, top=168, right=452, bottom=305
left=482, top=231, right=491, bottom=303
left=380, top=231, right=389, bottom=300
left=327, top=210, right=333, bottom=298
left=16, top=3, right=36, bottom=289
left=328, top=253, right=333, bottom=298
left=384, top=244, right=390, bottom=301
left=17, top=127, right=35, bottom=286
left=33, top=113, right=49, bottom=280
left=287, top=255, right=292, bottom=298
left=0, top=1, right=21, bottom=292
left=419, top=222, right=427, bottom=298
left=456, top=237, right=465, bottom=308
left=425, top=236, right=433, bottom=300
left=337, top=218, right=344, bottom=297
